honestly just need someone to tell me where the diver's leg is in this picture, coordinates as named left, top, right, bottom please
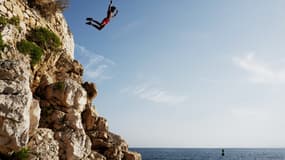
left=90, top=23, right=104, bottom=30
left=91, top=19, right=101, bottom=26
left=86, top=17, right=93, bottom=21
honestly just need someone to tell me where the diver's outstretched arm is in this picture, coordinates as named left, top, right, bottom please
left=108, top=0, right=113, bottom=10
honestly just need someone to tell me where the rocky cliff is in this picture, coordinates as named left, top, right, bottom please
left=0, top=0, right=141, bottom=160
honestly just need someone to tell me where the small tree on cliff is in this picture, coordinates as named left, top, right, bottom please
left=27, top=0, right=70, bottom=18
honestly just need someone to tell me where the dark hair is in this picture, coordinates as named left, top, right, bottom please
left=111, top=6, right=116, bottom=12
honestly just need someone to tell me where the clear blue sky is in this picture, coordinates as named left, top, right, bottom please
left=64, top=0, right=285, bottom=147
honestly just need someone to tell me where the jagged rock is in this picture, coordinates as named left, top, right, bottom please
left=97, top=117, right=109, bottom=132
left=55, top=110, right=91, bottom=160
left=55, top=53, right=83, bottom=83
left=109, top=133, right=128, bottom=152
left=65, top=110, right=84, bottom=129
left=1, top=24, right=24, bottom=46
left=92, top=138, right=112, bottom=150
left=29, top=99, right=41, bottom=136
left=85, top=151, right=106, bottom=160
left=34, top=74, right=53, bottom=98
left=0, top=5, right=6, bottom=13
left=102, top=132, right=128, bottom=160
left=84, top=111, right=132, bottom=160
left=28, top=128, right=59, bottom=160
left=34, top=0, right=54, bottom=5
left=82, top=104, right=99, bottom=131
left=38, top=105, right=66, bottom=130
left=104, top=147, right=124, bottom=160
left=49, top=109, right=66, bottom=130
left=44, top=79, right=87, bottom=112
left=39, top=74, right=53, bottom=87
left=123, top=151, right=142, bottom=160
left=83, top=82, right=97, bottom=101
left=0, top=60, right=32, bottom=154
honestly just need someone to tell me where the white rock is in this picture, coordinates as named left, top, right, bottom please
left=45, top=79, right=87, bottom=112
left=29, top=99, right=41, bottom=135
left=0, top=4, right=7, bottom=13
left=28, top=128, right=59, bottom=160
left=0, top=60, right=32, bottom=154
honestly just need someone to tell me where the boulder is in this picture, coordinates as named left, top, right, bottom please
left=97, top=117, right=109, bottom=132
left=55, top=54, right=83, bottom=83
left=82, top=104, right=99, bottom=131
left=55, top=129, right=91, bottom=160
left=39, top=107, right=65, bottom=130
left=123, top=151, right=142, bottom=160
left=44, top=79, right=87, bottom=112
left=82, top=82, right=97, bottom=101
left=91, top=138, right=112, bottom=150
left=103, top=133, right=129, bottom=160
left=55, top=110, right=91, bottom=160
left=84, top=151, right=106, bottom=160
left=109, top=132, right=128, bottom=152
left=28, top=128, right=59, bottom=160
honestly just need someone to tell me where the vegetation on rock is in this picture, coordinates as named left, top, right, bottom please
left=16, top=27, right=61, bottom=66
left=12, top=148, right=29, bottom=160
left=17, top=40, right=43, bottom=66
left=0, top=147, right=30, bottom=160
left=8, top=16, right=20, bottom=26
left=27, top=0, right=69, bottom=18
left=0, top=16, right=20, bottom=27
left=54, top=81, right=65, bottom=90
left=0, top=34, right=4, bottom=51
left=27, top=27, right=61, bottom=50
left=0, top=16, right=7, bottom=27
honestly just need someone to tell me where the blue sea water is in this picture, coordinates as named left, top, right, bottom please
left=131, top=148, right=285, bottom=160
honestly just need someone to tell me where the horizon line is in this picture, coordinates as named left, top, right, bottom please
left=129, top=146, right=285, bottom=149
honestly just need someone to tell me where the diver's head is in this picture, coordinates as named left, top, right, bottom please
left=111, top=6, right=116, bottom=12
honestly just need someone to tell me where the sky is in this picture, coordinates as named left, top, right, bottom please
left=64, top=0, right=285, bottom=148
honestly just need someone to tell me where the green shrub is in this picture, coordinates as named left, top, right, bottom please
left=54, top=81, right=65, bottom=90
left=28, top=27, right=61, bottom=50
left=27, top=0, right=69, bottom=17
left=0, top=16, right=21, bottom=31
left=17, top=40, right=43, bottom=66
left=13, top=147, right=29, bottom=160
left=0, top=16, right=7, bottom=27
left=0, top=34, right=4, bottom=51
left=8, top=16, right=20, bottom=26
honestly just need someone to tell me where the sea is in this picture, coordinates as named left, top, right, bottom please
left=131, top=148, right=285, bottom=160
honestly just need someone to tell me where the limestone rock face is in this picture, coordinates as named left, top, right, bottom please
left=0, top=0, right=141, bottom=159
left=44, top=79, right=87, bottom=112
left=0, top=60, right=32, bottom=153
left=1, top=24, right=24, bottom=46
left=28, top=128, right=59, bottom=160
left=84, top=151, right=106, bottom=160
left=55, top=53, right=83, bottom=83
left=1, top=0, right=74, bottom=58
left=29, top=99, right=41, bottom=135
left=55, top=110, right=91, bottom=160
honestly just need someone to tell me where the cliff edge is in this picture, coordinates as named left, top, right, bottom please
left=0, top=0, right=141, bottom=159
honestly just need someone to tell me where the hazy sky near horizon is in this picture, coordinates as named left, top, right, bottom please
left=64, top=0, right=285, bottom=147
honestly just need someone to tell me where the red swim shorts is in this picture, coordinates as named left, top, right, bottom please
left=102, top=18, right=110, bottom=25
